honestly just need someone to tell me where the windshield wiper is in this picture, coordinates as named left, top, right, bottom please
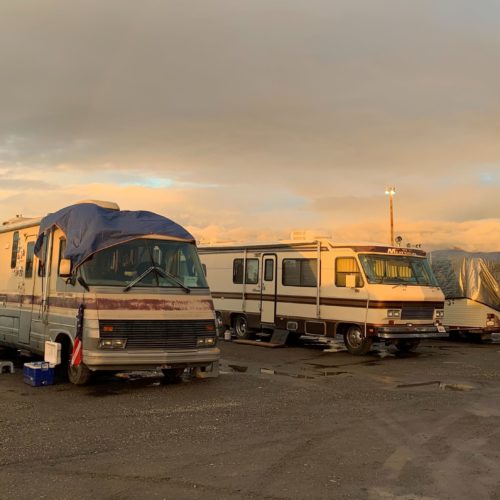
left=123, top=266, right=191, bottom=293
left=392, top=282, right=408, bottom=289
left=77, top=276, right=90, bottom=291
left=153, top=266, right=191, bottom=293
left=123, top=266, right=156, bottom=292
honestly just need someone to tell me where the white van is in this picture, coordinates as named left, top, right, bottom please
left=0, top=201, right=219, bottom=384
left=199, top=240, right=448, bottom=354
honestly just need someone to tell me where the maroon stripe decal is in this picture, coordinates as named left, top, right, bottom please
left=96, top=298, right=214, bottom=311
left=0, top=293, right=213, bottom=311
left=211, top=291, right=443, bottom=310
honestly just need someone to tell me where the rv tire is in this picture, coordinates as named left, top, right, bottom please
left=234, top=315, right=251, bottom=339
left=344, top=326, right=373, bottom=355
left=68, top=362, right=92, bottom=385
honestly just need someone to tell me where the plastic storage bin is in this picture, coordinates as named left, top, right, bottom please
left=23, top=362, right=55, bottom=387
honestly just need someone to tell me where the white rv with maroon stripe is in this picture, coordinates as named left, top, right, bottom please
left=199, top=240, right=448, bottom=354
left=0, top=201, right=219, bottom=384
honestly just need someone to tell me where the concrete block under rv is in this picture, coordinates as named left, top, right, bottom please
left=199, top=240, right=448, bottom=354
left=0, top=201, right=219, bottom=384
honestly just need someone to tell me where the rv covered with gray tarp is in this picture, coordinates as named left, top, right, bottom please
left=429, top=250, right=500, bottom=337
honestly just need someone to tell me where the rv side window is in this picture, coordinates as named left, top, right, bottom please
left=335, top=257, right=364, bottom=287
left=58, top=238, right=67, bottom=276
left=233, top=258, right=259, bottom=284
left=233, top=259, right=244, bottom=283
left=25, top=242, right=35, bottom=279
left=264, top=259, right=274, bottom=281
left=282, top=259, right=317, bottom=287
left=245, top=259, right=259, bottom=284
left=11, top=231, right=19, bottom=268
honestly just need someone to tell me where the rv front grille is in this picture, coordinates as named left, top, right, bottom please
left=99, top=319, right=216, bottom=349
left=400, top=307, right=434, bottom=320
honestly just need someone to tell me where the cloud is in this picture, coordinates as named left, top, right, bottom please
left=0, top=178, right=57, bottom=191
left=0, top=1, right=499, bottom=250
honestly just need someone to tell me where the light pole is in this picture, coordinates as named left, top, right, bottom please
left=385, top=186, right=396, bottom=246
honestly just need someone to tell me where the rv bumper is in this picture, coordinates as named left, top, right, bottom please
left=82, top=347, right=220, bottom=371
left=449, top=326, right=500, bottom=335
left=376, top=325, right=448, bottom=339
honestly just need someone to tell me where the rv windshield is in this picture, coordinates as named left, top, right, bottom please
left=358, top=254, right=438, bottom=286
left=80, top=239, right=208, bottom=289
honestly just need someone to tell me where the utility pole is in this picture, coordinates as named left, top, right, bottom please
left=385, top=186, right=396, bottom=246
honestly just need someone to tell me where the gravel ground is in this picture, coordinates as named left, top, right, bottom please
left=1, top=338, right=500, bottom=500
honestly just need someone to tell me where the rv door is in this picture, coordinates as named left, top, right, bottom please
left=260, top=254, right=277, bottom=324
left=18, top=237, right=37, bottom=344
left=29, top=231, right=53, bottom=349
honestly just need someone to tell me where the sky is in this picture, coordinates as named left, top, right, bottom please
left=1, top=0, right=499, bottom=251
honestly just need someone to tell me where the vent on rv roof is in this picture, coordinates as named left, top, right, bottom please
left=75, top=200, right=120, bottom=210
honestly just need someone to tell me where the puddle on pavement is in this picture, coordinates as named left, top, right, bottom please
left=221, top=360, right=352, bottom=380
left=228, top=364, right=248, bottom=373
left=439, top=382, right=476, bottom=391
left=397, top=381, right=441, bottom=389
left=396, top=380, right=476, bottom=391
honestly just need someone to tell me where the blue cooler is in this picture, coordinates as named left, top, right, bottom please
left=23, top=362, right=55, bottom=387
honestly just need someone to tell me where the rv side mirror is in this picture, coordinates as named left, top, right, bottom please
left=59, top=258, right=72, bottom=277
left=345, top=274, right=357, bottom=289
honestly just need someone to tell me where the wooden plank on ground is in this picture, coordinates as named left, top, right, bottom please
left=233, top=339, right=286, bottom=348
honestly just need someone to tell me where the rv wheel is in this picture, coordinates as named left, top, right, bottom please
left=344, top=326, right=373, bottom=355
left=68, top=362, right=92, bottom=385
left=234, top=315, right=251, bottom=339
left=395, top=340, right=420, bottom=353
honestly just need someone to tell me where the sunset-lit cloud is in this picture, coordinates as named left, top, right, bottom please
left=1, top=0, right=499, bottom=251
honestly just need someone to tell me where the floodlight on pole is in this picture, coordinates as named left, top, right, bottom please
left=385, top=186, right=396, bottom=246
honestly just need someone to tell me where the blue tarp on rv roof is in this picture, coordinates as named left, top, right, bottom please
left=34, top=203, right=194, bottom=269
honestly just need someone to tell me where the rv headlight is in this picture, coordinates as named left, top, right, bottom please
left=197, top=337, right=217, bottom=347
left=435, top=309, right=445, bottom=319
left=387, top=309, right=401, bottom=318
left=98, top=339, right=127, bottom=349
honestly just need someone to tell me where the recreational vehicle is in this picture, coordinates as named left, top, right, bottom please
left=430, top=250, right=500, bottom=340
left=0, top=201, right=219, bottom=384
left=199, top=240, right=448, bottom=354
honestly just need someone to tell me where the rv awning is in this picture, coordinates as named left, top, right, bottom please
left=429, top=250, right=500, bottom=311
left=34, top=203, right=195, bottom=270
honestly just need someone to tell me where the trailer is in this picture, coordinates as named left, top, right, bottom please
left=199, top=240, right=448, bottom=355
left=429, top=250, right=500, bottom=340
left=0, top=201, right=219, bottom=384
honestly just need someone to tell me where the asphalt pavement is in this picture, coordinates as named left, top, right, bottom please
left=1, top=337, right=500, bottom=500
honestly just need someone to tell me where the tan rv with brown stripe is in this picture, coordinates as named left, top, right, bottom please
left=0, top=202, right=219, bottom=384
left=199, top=240, right=448, bottom=354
